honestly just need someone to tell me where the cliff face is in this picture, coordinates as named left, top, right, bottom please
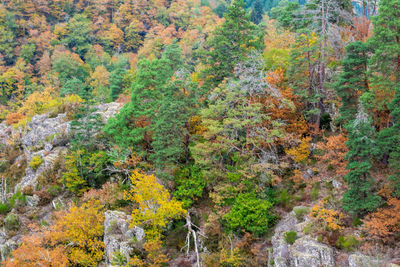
left=0, top=102, right=122, bottom=261
left=268, top=207, right=399, bottom=267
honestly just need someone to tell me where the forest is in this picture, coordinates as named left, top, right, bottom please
left=0, top=0, right=399, bottom=266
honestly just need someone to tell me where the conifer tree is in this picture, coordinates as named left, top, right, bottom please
left=368, top=0, right=400, bottom=89
left=104, top=43, right=183, bottom=158
left=151, top=74, right=198, bottom=179
left=378, top=86, right=400, bottom=197
left=203, top=0, right=263, bottom=88
left=250, top=0, right=264, bottom=25
left=342, top=104, right=381, bottom=216
left=335, top=41, right=369, bottom=126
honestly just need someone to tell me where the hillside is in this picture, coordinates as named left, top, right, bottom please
left=0, top=0, right=399, bottom=266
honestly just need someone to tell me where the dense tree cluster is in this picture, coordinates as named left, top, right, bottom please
left=1, top=0, right=400, bottom=265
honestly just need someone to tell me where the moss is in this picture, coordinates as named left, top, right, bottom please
left=29, top=155, right=43, bottom=170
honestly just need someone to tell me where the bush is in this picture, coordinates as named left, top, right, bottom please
left=29, top=155, right=43, bottom=170
left=336, top=235, right=359, bottom=252
left=223, top=192, right=276, bottom=236
left=174, top=166, right=206, bottom=208
left=4, top=213, right=20, bottom=231
left=284, top=231, right=297, bottom=245
left=9, top=191, right=26, bottom=209
left=0, top=203, right=11, bottom=215
left=293, top=206, right=310, bottom=221
left=47, top=185, right=62, bottom=196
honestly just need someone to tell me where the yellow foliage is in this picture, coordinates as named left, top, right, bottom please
left=219, top=247, right=244, bottom=267
left=50, top=200, right=105, bottom=266
left=29, top=155, right=43, bottom=170
left=285, top=137, right=311, bottom=163
left=125, top=170, right=186, bottom=240
left=310, top=201, right=344, bottom=231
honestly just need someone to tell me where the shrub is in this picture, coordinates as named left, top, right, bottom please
left=284, top=231, right=297, bottom=244
left=29, top=155, right=43, bottom=170
left=0, top=203, right=11, bottom=215
left=9, top=191, right=27, bottom=209
left=311, top=187, right=320, bottom=201
left=47, top=185, right=62, bottom=196
left=174, top=166, right=206, bottom=208
left=293, top=206, right=310, bottom=221
left=223, top=192, right=276, bottom=236
left=4, top=213, right=20, bottom=231
left=336, top=235, right=359, bottom=252
left=112, top=251, right=127, bottom=266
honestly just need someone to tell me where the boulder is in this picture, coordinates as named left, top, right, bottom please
left=348, top=253, right=384, bottom=267
left=289, top=237, right=334, bottom=267
left=104, top=210, right=145, bottom=266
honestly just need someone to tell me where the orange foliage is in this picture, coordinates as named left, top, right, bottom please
left=316, top=134, right=348, bottom=177
left=265, top=69, right=308, bottom=139
left=310, top=201, right=344, bottom=231
left=3, top=233, right=68, bottom=267
left=364, top=198, right=400, bottom=244
left=5, top=112, right=26, bottom=126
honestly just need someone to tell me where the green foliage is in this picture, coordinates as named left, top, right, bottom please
left=62, top=14, right=94, bottom=57
left=203, top=0, right=263, bottom=88
left=334, top=41, right=369, bottom=126
left=4, top=213, right=19, bottom=231
left=112, top=251, right=128, bottom=266
left=336, top=235, right=359, bottom=252
left=223, top=192, right=276, bottom=236
left=105, top=44, right=181, bottom=154
left=9, top=191, right=26, bottom=209
left=342, top=105, right=381, bottom=216
left=174, top=166, right=206, bottom=208
left=29, top=155, right=43, bottom=170
left=277, top=189, right=291, bottom=208
left=270, top=0, right=301, bottom=30
left=250, top=0, right=264, bottom=24
left=293, top=206, right=310, bottom=221
left=0, top=203, right=10, bottom=215
left=368, top=0, right=400, bottom=90
left=283, top=231, right=297, bottom=245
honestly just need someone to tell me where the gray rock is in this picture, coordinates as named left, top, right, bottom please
left=348, top=253, right=384, bottom=267
left=289, top=237, right=334, bottom=267
left=26, top=194, right=40, bottom=207
left=104, top=210, right=145, bottom=265
left=271, top=208, right=333, bottom=267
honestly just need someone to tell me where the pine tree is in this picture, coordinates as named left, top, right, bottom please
left=342, top=104, right=381, bottom=216
left=203, top=0, right=263, bottom=88
left=104, top=43, right=183, bottom=158
left=378, top=86, right=400, bottom=197
left=335, top=41, right=369, bottom=126
left=250, top=0, right=264, bottom=25
left=368, top=0, right=400, bottom=89
left=109, top=59, right=128, bottom=101
left=151, top=75, right=198, bottom=179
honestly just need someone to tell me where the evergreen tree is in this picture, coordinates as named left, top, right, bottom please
left=104, top=43, right=183, bottom=158
left=203, top=0, right=263, bottom=88
left=335, top=41, right=369, bottom=126
left=151, top=74, right=198, bottom=179
left=378, top=86, right=400, bottom=197
left=250, top=0, right=264, bottom=24
left=342, top=104, right=381, bottom=216
left=368, top=0, right=400, bottom=88
left=109, top=59, right=128, bottom=101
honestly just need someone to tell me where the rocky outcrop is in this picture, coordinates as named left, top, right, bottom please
left=10, top=102, right=122, bottom=192
left=103, top=210, right=145, bottom=266
left=271, top=207, right=334, bottom=267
